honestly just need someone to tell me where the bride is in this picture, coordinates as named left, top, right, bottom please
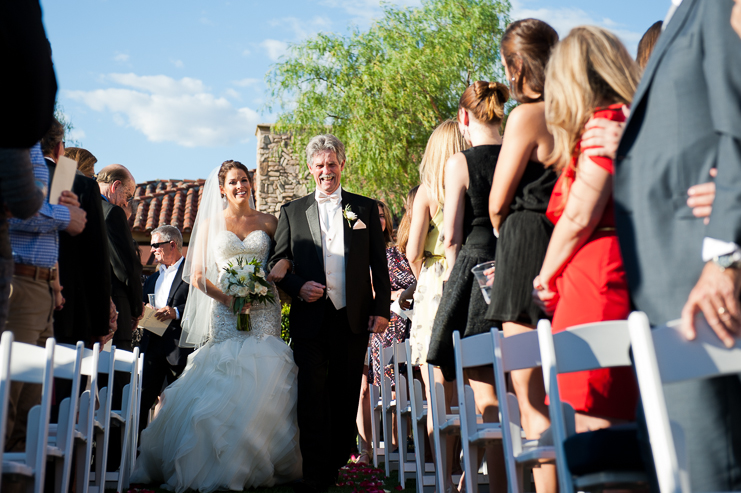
left=131, top=160, right=301, bottom=492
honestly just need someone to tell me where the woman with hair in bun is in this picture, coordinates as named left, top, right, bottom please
left=426, top=80, right=510, bottom=493
left=533, top=25, right=640, bottom=434
left=484, top=18, right=559, bottom=493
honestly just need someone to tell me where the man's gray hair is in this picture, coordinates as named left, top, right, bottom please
left=151, top=225, right=183, bottom=249
left=306, top=134, right=346, bottom=165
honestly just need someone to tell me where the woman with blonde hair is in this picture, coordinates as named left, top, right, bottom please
left=533, top=26, right=641, bottom=433
left=405, top=120, right=467, bottom=492
left=426, top=81, right=510, bottom=493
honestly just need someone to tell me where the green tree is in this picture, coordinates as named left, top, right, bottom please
left=267, top=0, right=510, bottom=211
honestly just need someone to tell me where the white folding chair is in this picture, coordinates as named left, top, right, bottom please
left=73, top=343, right=100, bottom=493
left=427, top=362, right=463, bottom=493
left=89, top=346, right=116, bottom=493
left=129, top=351, right=144, bottom=475
left=453, top=330, right=503, bottom=493
left=47, top=342, right=84, bottom=493
left=2, top=338, right=56, bottom=493
left=105, top=347, right=140, bottom=493
left=380, top=344, right=399, bottom=477
left=401, top=341, right=436, bottom=493
left=0, top=331, right=14, bottom=488
left=629, top=312, right=741, bottom=493
left=538, top=318, right=648, bottom=493
left=491, top=328, right=555, bottom=493
left=392, top=340, right=416, bottom=488
left=369, top=349, right=386, bottom=469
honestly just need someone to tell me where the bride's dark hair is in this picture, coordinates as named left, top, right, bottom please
left=218, top=160, right=251, bottom=194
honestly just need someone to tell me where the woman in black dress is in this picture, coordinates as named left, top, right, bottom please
left=426, top=80, right=509, bottom=493
left=485, top=18, right=559, bottom=493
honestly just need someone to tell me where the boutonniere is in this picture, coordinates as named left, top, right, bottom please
left=342, top=204, right=358, bottom=227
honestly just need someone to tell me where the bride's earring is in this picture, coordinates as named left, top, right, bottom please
left=221, top=195, right=227, bottom=208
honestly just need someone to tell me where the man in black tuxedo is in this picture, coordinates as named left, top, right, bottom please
left=97, top=164, right=143, bottom=350
left=138, top=225, right=191, bottom=432
left=269, top=134, right=390, bottom=492
left=41, top=120, right=112, bottom=348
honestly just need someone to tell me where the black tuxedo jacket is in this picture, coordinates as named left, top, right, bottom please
left=269, top=189, right=390, bottom=338
left=141, top=260, right=190, bottom=366
left=47, top=160, right=111, bottom=344
left=102, top=199, right=143, bottom=339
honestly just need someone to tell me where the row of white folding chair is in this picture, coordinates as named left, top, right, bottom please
left=629, top=312, right=741, bottom=493
left=369, top=348, right=385, bottom=469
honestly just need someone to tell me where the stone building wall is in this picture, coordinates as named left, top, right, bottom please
left=254, top=124, right=311, bottom=215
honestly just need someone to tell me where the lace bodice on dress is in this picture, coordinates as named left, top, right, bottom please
left=209, top=230, right=281, bottom=344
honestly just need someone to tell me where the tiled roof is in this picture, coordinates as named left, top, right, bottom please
left=129, top=179, right=206, bottom=234
left=128, top=172, right=255, bottom=234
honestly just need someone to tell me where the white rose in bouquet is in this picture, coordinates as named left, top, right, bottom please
left=237, top=286, right=250, bottom=298
left=259, top=285, right=268, bottom=296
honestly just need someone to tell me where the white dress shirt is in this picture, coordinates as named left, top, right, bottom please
left=154, top=256, right=184, bottom=318
left=316, top=187, right=346, bottom=309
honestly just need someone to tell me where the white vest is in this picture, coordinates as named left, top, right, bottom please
left=318, top=194, right=346, bottom=309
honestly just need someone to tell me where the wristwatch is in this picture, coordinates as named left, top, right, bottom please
left=712, top=250, right=741, bottom=271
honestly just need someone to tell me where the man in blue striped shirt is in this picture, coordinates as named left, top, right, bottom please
left=2, top=142, right=86, bottom=451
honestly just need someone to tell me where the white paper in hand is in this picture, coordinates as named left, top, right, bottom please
left=48, top=156, right=77, bottom=205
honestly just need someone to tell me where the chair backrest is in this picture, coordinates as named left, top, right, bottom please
left=538, top=318, right=633, bottom=493
left=628, top=311, right=741, bottom=493
left=454, top=330, right=495, bottom=383
left=492, top=328, right=541, bottom=493
left=10, top=338, right=56, bottom=492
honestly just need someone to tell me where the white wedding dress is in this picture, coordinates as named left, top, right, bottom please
left=131, top=230, right=302, bottom=493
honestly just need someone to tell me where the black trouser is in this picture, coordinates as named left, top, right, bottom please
left=138, top=333, right=187, bottom=436
left=292, top=303, right=369, bottom=485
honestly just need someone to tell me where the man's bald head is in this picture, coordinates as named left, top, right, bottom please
left=97, top=164, right=135, bottom=208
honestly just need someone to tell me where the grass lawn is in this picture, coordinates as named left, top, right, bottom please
left=126, top=463, right=415, bottom=493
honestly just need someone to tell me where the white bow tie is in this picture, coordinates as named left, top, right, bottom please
left=316, top=192, right=341, bottom=206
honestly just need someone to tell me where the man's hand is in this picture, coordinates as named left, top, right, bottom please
left=732, top=0, right=741, bottom=39
left=53, top=287, right=65, bottom=311
left=367, top=316, right=389, bottom=334
left=58, top=190, right=80, bottom=208
left=64, top=205, right=87, bottom=236
left=681, top=262, right=741, bottom=348
left=298, top=281, right=325, bottom=302
left=580, top=106, right=629, bottom=159
left=109, top=298, right=118, bottom=335
left=687, top=168, right=717, bottom=224
left=154, top=306, right=177, bottom=321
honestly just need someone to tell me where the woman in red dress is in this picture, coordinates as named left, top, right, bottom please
left=532, top=26, right=640, bottom=432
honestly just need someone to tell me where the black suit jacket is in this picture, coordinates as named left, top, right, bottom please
left=47, top=160, right=111, bottom=343
left=269, top=190, right=390, bottom=338
left=140, top=259, right=190, bottom=366
left=102, top=199, right=143, bottom=339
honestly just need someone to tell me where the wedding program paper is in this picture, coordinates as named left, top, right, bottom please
left=48, top=156, right=77, bottom=205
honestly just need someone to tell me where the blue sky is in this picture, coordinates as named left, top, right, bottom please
left=42, top=0, right=668, bottom=183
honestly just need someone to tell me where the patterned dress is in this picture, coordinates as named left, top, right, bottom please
left=369, top=246, right=416, bottom=384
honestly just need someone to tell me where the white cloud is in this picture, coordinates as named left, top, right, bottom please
left=224, top=88, right=242, bottom=100
left=269, top=16, right=332, bottom=40
left=233, top=78, right=259, bottom=87
left=260, top=39, right=288, bottom=61
left=171, top=59, right=185, bottom=68
left=510, top=0, right=642, bottom=54
left=65, top=74, right=259, bottom=148
left=113, top=53, right=130, bottom=63
left=242, top=48, right=251, bottom=57
left=320, top=0, right=420, bottom=26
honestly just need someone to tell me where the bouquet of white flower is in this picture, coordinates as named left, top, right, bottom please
left=218, top=256, right=275, bottom=331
